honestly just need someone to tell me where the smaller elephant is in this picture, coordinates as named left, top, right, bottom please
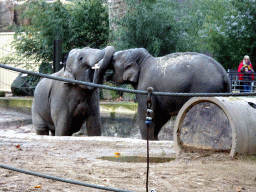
left=109, top=48, right=231, bottom=140
left=32, top=46, right=115, bottom=136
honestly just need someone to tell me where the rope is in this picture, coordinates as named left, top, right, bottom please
left=0, top=63, right=144, bottom=94
left=1, top=63, right=255, bottom=192
left=0, top=164, right=135, bottom=192
left=1, top=63, right=256, bottom=97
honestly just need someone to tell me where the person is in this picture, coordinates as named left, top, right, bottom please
left=238, top=55, right=254, bottom=79
left=237, top=55, right=254, bottom=92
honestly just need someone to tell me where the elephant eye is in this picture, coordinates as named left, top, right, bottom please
left=124, top=64, right=131, bottom=70
left=79, top=57, right=83, bottom=62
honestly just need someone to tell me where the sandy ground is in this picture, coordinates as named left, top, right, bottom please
left=1, top=109, right=256, bottom=192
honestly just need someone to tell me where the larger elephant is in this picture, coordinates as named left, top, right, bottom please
left=109, top=48, right=231, bottom=140
left=32, top=46, right=115, bottom=136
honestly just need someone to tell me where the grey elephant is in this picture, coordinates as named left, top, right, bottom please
left=32, top=46, right=115, bottom=136
left=109, top=48, right=231, bottom=140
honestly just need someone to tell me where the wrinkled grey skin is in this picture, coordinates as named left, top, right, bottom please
left=32, top=46, right=115, bottom=136
left=110, top=48, right=231, bottom=140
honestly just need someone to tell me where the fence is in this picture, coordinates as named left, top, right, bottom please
left=228, top=69, right=256, bottom=92
left=0, top=32, right=16, bottom=91
left=0, top=32, right=41, bottom=92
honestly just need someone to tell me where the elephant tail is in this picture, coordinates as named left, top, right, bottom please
left=223, top=75, right=232, bottom=93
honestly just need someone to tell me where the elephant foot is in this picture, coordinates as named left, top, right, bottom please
left=35, top=129, right=50, bottom=135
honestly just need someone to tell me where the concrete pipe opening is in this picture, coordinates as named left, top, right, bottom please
left=174, top=97, right=256, bottom=157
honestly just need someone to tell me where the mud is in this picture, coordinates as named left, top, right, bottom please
left=1, top=108, right=256, bottom=192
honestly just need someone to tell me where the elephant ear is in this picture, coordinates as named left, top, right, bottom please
left=123, top=59, right=139, bottom=83
left=63, top=68, right=75, bottom=84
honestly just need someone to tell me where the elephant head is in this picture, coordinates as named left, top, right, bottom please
left=111, top=49, right=143, bottom=85
left=63, top=46, right=115, bottom=89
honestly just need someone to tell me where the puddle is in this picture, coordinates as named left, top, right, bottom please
left=98, top=156, right=175, bottom=163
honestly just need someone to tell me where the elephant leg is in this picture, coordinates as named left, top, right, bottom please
left=69, top=116, right=86, bottom=135
left=86, top=115, right=102, bottom=136
left=50, top=130, right=55, bottom=136
left=137, top=95, right=172, bottom=140
left=137, top=96, right=157, bottom=140
left=138, top=113, right=171, bottom=140
left=153, top=112, right=172, bottom=140
left=32, top=115, right=50, bottom=135
left=86, top=90, right=102, bottom=136
left=35, top=127, right=49, bottom=135
left=138, top=117, right=156, bottom=140
left=52, top=109, right=73, bottom=136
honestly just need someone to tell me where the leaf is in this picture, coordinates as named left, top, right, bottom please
left=34, top=185, right=42, bottom=189
left=114, top=152, right=121, bottom=158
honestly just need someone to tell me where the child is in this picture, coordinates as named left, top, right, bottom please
left=240, top=65, right=254, bottom=92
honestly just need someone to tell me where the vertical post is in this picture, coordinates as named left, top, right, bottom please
left=145, top=87, right=153, bottom=192
left=53, top=39, right=63, bottom=73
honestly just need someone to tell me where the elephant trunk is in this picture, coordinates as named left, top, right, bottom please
left=92, top=46, right=115, bottom=85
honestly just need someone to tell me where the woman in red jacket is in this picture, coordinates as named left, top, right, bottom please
left=237, top=55, right=254, bottom=92
left=238, top=55, right=254, bottom=79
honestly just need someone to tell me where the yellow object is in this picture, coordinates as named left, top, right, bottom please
left=244, top=65, right=251, bottom=70
left=114, top=152, right=121, bottom=158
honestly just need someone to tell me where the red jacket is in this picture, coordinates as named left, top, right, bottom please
left=237, top=61, right=254, bottom=80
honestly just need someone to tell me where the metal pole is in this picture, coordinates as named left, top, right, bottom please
left=53, top=39, right=63, bottom=73
left=145, top=87, right=153, bottom=192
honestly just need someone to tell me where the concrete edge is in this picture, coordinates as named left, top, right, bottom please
left=0, top=97, right=138, bottom=115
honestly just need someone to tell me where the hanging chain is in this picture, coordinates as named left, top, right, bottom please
left=145, top=87, right=154, bottom=192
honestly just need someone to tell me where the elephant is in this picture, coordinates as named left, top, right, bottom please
left=32, top=46, right=115, bottom=136
left=109, top=48, right=231, bottom=140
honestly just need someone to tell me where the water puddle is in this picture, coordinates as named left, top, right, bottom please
left=98, top=156, right=175, bottom=163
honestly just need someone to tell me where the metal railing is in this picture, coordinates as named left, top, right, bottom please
left=227, top=69, right=256, bottom=92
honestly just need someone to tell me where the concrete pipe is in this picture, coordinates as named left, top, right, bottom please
left=174, top=97, right=256, bottom=157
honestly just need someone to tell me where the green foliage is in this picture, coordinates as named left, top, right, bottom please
left=39, top=61, right=53, bottom=74
left=11, top=73, right=39, bottom=96
left=101, top=81, right=121, bottom=100
left=0, top=91, right=5, bottom=97
left=204, top=0, right=256, bottom=69
left=12, top=0, right=109, bottom=64
left=10, top=0, right=256, bottom=72
left=110, top=0, right=234, bottom=58
left=111, top=0, right=181, bottom=56
left=68, top=0, right=109, bottom=49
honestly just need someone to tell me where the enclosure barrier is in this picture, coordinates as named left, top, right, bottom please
left=228, top=69, right=256, bottom=92
left=0, top=164, right=134, bottom=192
left=1, top=63, right=256, bottom=97
left=1, top=63, right=256, bottom=192
left=174, top=97, right=256, bottom=157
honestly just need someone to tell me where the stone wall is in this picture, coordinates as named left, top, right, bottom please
left=0, top=0, right=14, bottom=31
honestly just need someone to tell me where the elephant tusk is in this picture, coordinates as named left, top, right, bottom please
left=92, top=64, right=100, bottom=70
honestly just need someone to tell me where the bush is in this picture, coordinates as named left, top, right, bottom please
left=13, top=0, right=109, bottom=63
left=11, top=73, right=39, bottom=96
left=10, top=0, right=109, bottom=91
left=111, top=0, right=180, bottom=56
left=0, top=91, right=5, bottom=97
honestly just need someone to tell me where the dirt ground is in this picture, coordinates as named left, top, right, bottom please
left=1, top=116, right=256, bottom=191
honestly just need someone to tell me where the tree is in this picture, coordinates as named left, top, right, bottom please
left=6, top=0, right=109, bottom=96
left=111, top=0, right=182, bottom=57
left=12, top=0, right=109, bottom=64
left=206, top=0, right=256, bottom=69
left=110, top=0, right=234, bottom=59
